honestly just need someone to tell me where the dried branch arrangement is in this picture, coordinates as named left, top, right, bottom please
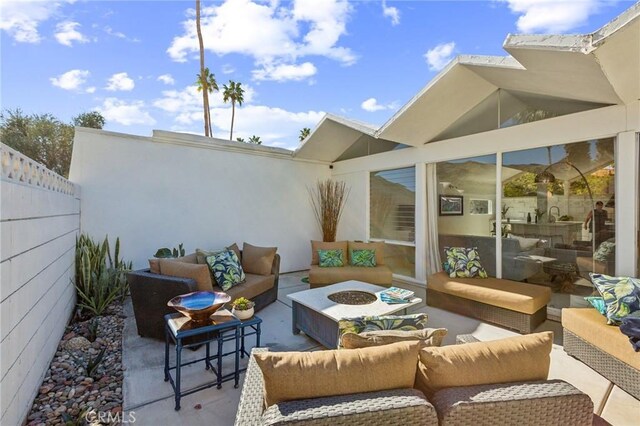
left=308, top=179, right=350, bottom=242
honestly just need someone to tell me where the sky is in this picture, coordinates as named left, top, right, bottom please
left=1, top=0, right=636, bottom=150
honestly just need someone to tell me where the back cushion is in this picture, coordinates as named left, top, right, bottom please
left=415, top=331, right=553, bottom=397
left=254, top=341, right=420, bottom=406
left=149, top=252, right=198, bottom=274
left=242, top=243, right=277, bottom=276
left=310, top=241, right=348, bottom=265
left=158, top=260, right=213, bottom=292
left=348, top=241, right=385, bottom=265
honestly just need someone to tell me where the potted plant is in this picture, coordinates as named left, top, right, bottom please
left=231, top=297, right=255, bottom=320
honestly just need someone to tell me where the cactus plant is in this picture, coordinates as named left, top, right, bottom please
left=154, top=243, right=186, bottom=258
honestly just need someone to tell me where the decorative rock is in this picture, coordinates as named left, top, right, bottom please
left=64, top=336, right=91, bottom=351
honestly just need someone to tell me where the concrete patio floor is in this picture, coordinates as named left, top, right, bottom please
left=122, top=272, right=639, bottom=426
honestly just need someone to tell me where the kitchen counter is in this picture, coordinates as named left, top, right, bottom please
left=510, top=221, right=582, bottom=244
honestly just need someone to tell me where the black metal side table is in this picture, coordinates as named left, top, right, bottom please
left=164, top=310, right=241, bottom=410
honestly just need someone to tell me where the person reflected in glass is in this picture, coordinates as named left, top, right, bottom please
left=584, top=201, right=608, bottom=247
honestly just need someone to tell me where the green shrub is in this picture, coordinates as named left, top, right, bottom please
left=154, top=243, right=185, bottom=258
left=75, top=234, right=132, bottom=317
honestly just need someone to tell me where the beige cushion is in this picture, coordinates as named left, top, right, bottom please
left=427, top=272, right=551, bottom=314
left=348, top=241, right=385, bottom=265
left=562, top=308, right=640, bottom=370
left=219, top=273, right=275, bottom=301
left=342, top=328, right=448, bottom=349
left=195, top=248, right=224, bottom=265
left=254, top=341, right=421, bottom=406
left=149, top=252, right=197, bottom=273
left=159, top=260, right=213, bottom=292
left=241, top=243, right=277, bottom=276
left=309, top=264, right=392, bottom=286
left=415, top=331, right=553, bottom=397
left=310, top=241, right=348, bottom=265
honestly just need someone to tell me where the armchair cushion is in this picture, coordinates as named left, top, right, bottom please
left=242, top=243, right=277, bottom=276
left=341, top=328, right=447, bottom=349
left=253, top=341, right=421, bottom=407
left=158, top=260, right=213, bottom=292
left=415, top=331, right=553, bottom=397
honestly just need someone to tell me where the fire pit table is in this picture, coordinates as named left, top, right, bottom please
left=287, top=281, right=422, bottom=348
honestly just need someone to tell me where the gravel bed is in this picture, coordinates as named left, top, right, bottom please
left=26, top=302, right=125, bottom=425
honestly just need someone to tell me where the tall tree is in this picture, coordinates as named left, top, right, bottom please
left=222, top=80, right=245, bottom=141
left=72, top=111, right=105, bottom=129
left=195, top=0, right=211, bottom=137
left=196, top=67, right=218, bottom=136
left=299, top=127, right=311, bottom=142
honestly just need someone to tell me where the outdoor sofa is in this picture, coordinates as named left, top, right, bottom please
left=127, top=247, right=280, bottom=340
left=562, top=307, right=640, bottom=399
left=235, top=333, right=594, bottom=425
left=308, top=240, right=392, bottom=288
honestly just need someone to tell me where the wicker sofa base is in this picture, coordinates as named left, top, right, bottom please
left=426, top=288, right=547, bottom=334
left=563, top=329, right=640, bottom=399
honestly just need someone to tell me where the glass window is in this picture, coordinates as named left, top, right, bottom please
left=370, top=167, right=416, bottom=277
left=435, top=155, right=497, bottom=275
left=502, top=138, right=615, bottom=310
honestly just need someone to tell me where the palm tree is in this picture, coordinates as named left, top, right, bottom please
left=222, top=80, right=245, bottom=140
left=248, top=135, right=261, bottom=145
left=195, top=0, right=211, bottom=137
left=299, top=127, right=311, bottom=142
left=196, top=67, right=219, bottom=136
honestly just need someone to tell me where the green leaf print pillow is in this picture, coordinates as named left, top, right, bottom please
left=205, top=249, right=246, bottom=291
left=444, top=246, right=488, bottom=279
left=350, top=249, right=376, bottom=267
left=590, top=273, right=640, bottom=324
left=318, top=249, right=344, bottom=267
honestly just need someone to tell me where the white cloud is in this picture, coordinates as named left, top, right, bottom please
left=50, top=69, right=90, bottom=91
left=54, top=21, right=89, bottom=46
left=104, top=25, right=140, bottom=42
left=167, top=0, right=355, bottom=81
left=361, top=97, right=398, bottom=112
left=222, top=64, right=236, bottom=74
left=501, top=0, right=606, bottom=33
left=86, top=86, right=96, bottom=94
left=252, top=62, right=317, bottom=82
left=0, top=1, right=66, bottom=43
left=105, top=72, right=135, bottom=91
left=382, top=0, right=400, bottom=26
left=425, top=42, right=456, bottom=71
left=97, top=98, right=156, bottom=126
left=157, top=74, right=175, bottom=85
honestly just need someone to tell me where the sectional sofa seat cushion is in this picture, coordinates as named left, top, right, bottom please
left=415, top=332, right=553, bottom=397
left=309, top=264, right=392, bottom=285
left=590, top=273, right=640, bottom=324
left=149, top=252, right=198, bottom=274
left=428, top=272, right=550, bottom=315
left=216, top=273, right=275, bottom=302
left=311, top=241, right=348, bottom=265
left=348, top=241, right=385, bottom=265
left=341, top=328, right=448, bottom=349
left=562, top=308, right=640, bottom=370
left=242, top=243, right=277, bottom=276
left=318, top=249, right=344, bottom=267
left=158, top=259, right=213, bottom=292
left=253, top=341, right=421, bottom=406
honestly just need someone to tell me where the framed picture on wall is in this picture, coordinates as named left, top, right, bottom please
left=439, top=195, right=463, bottom=216
left=469, top=199, right=492, bottom=215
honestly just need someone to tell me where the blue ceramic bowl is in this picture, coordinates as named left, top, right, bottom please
left=167, top=291, right=231, bottom=322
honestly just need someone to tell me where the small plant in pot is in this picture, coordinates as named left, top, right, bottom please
left=231, top=297, right=255, bottom=320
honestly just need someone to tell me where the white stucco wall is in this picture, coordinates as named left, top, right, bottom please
left=0, top=144, right=79, bottom=426
left=69, top=129, right=331, bottom=272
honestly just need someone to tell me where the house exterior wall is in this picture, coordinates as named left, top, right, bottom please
left=332, top=102, right=640, bottom=282
left=69, top=129, right=331, bottom=273
left=0, top=144, right=80, bottom=426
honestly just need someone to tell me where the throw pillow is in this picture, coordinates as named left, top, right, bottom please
left=196, top=248, right=224, bottom=265
left=510, top=235, right=540, bottom=251
left=337, top=313, right=428, bottom=347
left=593, top=241, right=616, bottom=262
left=318, top=249, right=344, bottom=267
left=590, top=273, right=640, bottom=324
left=415, top=331, right=553, bottom=397
left=584, top=296, right=607, bottom=316
left=348, top=241, right=385, bottom=265
left=253, top=341, right=421, bottom=406
left=158, top=260, right=213, bottom=292
left=242, top=243, right=277, bottom=276
left=350, top=249, right=376, bottom=267
left=444, top=246, right=488, bottom=278
left=205, top=249, right=246, bottom=291
left=441, top=261, right=451, bottom=275
left=310, top=241, right=348, bottom=265
left=341, top=328, right=448, bottom=349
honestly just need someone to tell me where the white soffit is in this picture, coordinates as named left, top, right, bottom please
left=293, top=114, right=377, bottom=162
